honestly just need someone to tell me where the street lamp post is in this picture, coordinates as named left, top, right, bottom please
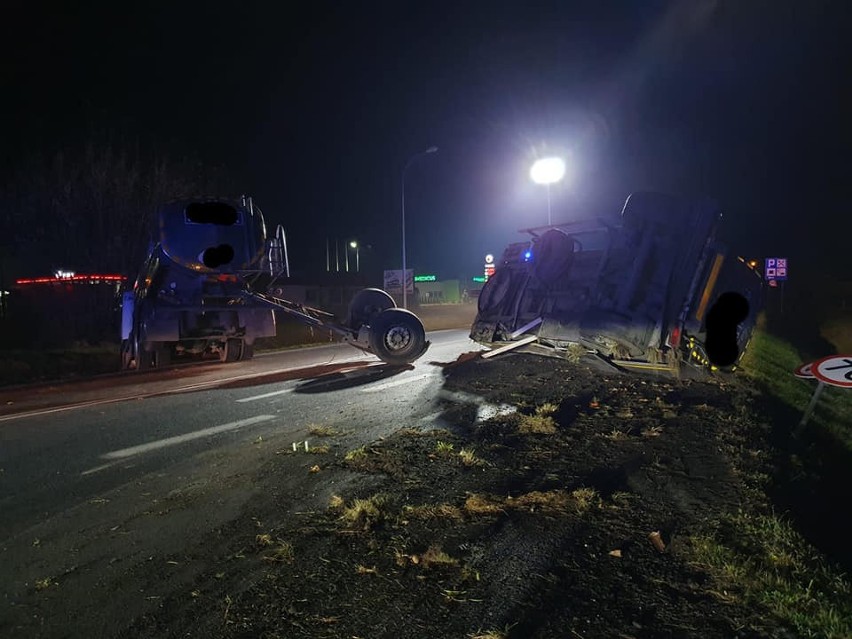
left=401, top=145, right=438, bottom=309
left=349, top=240, right=359, bottom=272
left=530, top=156, right=566, bottom=226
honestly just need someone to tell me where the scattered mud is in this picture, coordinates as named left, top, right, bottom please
left=124, top=354, right=803, bottom=638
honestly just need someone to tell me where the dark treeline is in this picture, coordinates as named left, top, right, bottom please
left=0, top=127, right=235, bottom=348
left=0, top=126, right=235, bottom=281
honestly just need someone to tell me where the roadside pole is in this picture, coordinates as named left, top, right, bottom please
left=796, top=380, right=825, bottom=432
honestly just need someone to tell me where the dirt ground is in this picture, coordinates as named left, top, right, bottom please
left=65, top=350, right=836, bottom=639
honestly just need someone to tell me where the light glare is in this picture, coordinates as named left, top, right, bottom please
left=530, top=157, right=566, bottom=185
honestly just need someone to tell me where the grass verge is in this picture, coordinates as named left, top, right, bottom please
left=739, top=328, right=852, bottom=450
left=688, top=511, right=852, bottom=638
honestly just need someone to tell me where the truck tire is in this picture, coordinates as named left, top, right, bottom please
left=533, top=229, right=575, bottom=285
left=121, top=339, right=134, bottom=370
left=137, top=345, right=155, bottom=371
left=368, top=308, right=427, bottom=365
left=153, top=343, right=171, bottom=368
left=347, top=288, right=396, bottom=329
left=241, top=342, right=255, bottom=360
left=477, top=267, right=512, bottom=315
left=221, top=338, right=243, bottom=363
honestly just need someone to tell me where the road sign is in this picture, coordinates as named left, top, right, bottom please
left=794, top=353, right=852, bottom=433
left=793, top=362, right=814, bottom=379
left=812, top=354, right=852, bottom=388
left=483, top=253, right=496, bottom=280
left=764, top=257, right=788, bottom=281
left=383, top=269, right=414, bottom=294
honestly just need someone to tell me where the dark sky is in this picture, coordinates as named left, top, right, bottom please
left=3, top=0, right=849, bottom=281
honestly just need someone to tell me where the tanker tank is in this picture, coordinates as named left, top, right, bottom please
left=121, top=196, right=429, bottom=370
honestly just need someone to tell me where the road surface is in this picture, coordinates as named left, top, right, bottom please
left=0, top=329, right=485, bottom=637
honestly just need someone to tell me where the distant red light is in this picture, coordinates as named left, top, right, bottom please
left=15, top=274, right=126, bottom=285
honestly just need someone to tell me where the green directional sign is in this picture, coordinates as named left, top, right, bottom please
left=472, top=276, right=486, bottom=283
left=414, top=274, right=436, bottom=282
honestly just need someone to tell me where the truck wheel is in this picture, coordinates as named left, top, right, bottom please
left=477, top=267, right=512, bottom=314
left=368, top=308, right=427, bottom=365
left=241, top=342, right=255, bottom=360
left=347, top=288, right=396, bottom=329
left=121, top=339, right=135, bottom=370
left=153, top=344, right=171, bottom=368
left=533, top=229, right=575, bottom=284
left=221, top=338, right=243, bottom=363
left=137, top=346, right=154, bottom=371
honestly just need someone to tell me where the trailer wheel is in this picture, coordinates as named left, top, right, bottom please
left=368, top=308, right=427, bottom=365
left=241, top=342, right=255, bottom=360
left=347, top=288, right=396, bottom=329
left=121, top=339, right=135, bottom=370
left=153, top=343, right=171, bottom=368
left=136, top=345, right=154, bottom=371
left=221, top=338, right=243, bottom=363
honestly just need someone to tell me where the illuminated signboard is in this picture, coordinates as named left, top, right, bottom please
left=764, top=257, right=788, bottom=281
left=484, top=253, right=495, bottom=280
left=414, top=274, right=436, bottom=282
left=472, top=276, right=486, bottom=283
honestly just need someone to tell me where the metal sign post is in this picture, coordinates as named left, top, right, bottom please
left=484, top=254, right=495, bottom=281
left=797, top=381, right=826, bottom=430
left=764, top=257, right=788, bottom=314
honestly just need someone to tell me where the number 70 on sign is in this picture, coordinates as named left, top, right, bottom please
left=794, top=354, right=852, bottom=432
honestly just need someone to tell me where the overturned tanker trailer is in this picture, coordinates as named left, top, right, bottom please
left=470, top=192, right=764, bottom=375
left=121, top=196, right=429, bottom=370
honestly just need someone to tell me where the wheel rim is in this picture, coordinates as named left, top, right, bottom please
left=384, top=325, right=412, bottom=352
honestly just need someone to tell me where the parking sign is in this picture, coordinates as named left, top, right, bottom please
left=765, top=257, right=788, bottom=281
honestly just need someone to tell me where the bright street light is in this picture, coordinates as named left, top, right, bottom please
left=401, top=146, right=438, bottom=309
left=349, top=240, right=359, bottom=272
left=530, top=156, right=566, bottom=226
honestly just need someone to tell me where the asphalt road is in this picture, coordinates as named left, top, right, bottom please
left=0, top=329, right=485, bottom=636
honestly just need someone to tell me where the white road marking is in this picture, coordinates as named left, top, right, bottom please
left=236, top=388, right=293, bottom=403
left=101, top=415, right=276, bottom=460
left=0, top=397, right=133, bottom=423
left=80, top=460, right=122, bottom=476
left=361, top=373, right=431, bottom=393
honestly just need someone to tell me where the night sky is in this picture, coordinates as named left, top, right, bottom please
left=3, top=0, right=849, bottom=282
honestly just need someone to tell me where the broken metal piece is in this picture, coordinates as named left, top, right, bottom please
left=510, top=316, right=543, bottom=339
left=481, top=335, right=538, bottom=359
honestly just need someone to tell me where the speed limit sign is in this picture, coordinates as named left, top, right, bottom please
left=812, top=355, right=852, bottom=388
left=793, top=362, right=814, bottom=379
left=795, top=354, right=852, bottom=432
